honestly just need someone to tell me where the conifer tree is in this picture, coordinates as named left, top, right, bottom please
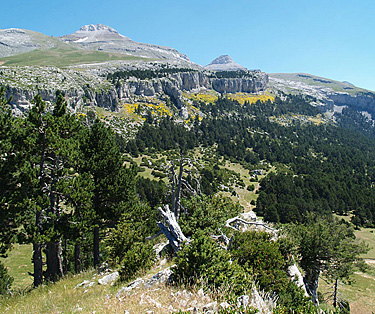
left=288, top=214, right=369, bottom=305
left=22, top=94, right=83, bottom=285
left=80, top=119, right=136, bottom=268
left=0, top=86, right=24, bottom=257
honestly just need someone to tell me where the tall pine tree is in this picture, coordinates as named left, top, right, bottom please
left=80, top=119, right=136, bottom=268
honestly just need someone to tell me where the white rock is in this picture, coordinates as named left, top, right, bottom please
left=203, top=301, right=217, bottom=312
left=98, top=271, right=119, bottom=285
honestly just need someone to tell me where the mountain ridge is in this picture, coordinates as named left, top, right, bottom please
left=0, top=24, right=190, bottom=64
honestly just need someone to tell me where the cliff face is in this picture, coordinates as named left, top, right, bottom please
left=1, top=66, right=269, bottom=113
left=328, top=93, right=375, bottom=113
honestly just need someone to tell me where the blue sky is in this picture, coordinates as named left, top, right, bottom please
left=2, top=0, right=375, bottom=90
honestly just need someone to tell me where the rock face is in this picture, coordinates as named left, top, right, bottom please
left=205, top=55, right=247, bottom=71
left=0, top=64, right=269, bottom=113
left=328, top=92, right=375, bottom=113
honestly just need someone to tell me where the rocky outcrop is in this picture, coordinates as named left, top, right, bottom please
left=212, top=76, right=268, bottom=94
left=328, top=92, right=375, bottom=113
left=2, top=66, right=269, bottom=113
left=206, top=55, right=248, bottom=71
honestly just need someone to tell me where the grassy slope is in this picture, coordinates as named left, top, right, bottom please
left=0, top=244, right=33, bottom=291
left=0, top=259, right=215, bottom=314
left=0, top=46, right=148, bottom=67
left=269, top=73, right=370, bottom=94
left=318, top=227, right=375, bottom=314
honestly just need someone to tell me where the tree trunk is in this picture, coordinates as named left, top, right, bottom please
left=33, top=242, right=43, bottom=287
left=333, top=278, right=338, bottom=308
left=93, top=226, right=100, bottom=268
left=63, top=239, right=68, bottom=274
left=74, top=242, right=82, bottom=273
left=157, top=205, right=188, bottom=252
left=303, top=268, right=320, bottom=305
left=45, top=240, right=63, bottom=282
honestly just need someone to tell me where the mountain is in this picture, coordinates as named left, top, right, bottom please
left=205, top=55, right=247, bottom=71
left=60, top=24, right=190, bottom=62
left=269, top=72, right=375, bottom=115
left=0, top=24, right=191, bottom=66
left=0, top=28, right=66, bottom=58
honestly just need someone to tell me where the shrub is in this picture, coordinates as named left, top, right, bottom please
left=179, top=195, right=242, bottom=237
left=231, top=231, right=290, bottom=294
left=247, top=184, right=255, bottom=191
left=105, top=202, right=157, bottom=281
left=173, top=231, right=251, bottom=295
left=0, top=261, right=13, bottom=294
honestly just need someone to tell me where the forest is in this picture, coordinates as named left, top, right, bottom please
left=0, top=86, right=372, bottom=313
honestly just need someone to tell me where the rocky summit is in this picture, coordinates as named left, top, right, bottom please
left=205, top=55, right=248, bottom=71
left=60, top=23, right=190, bottom=62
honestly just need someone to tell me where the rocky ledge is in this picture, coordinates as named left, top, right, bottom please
left=0, top=63, right=269, bottom=114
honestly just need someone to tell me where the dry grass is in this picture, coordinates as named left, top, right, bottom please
left=0, top=267, right=218, bottom=314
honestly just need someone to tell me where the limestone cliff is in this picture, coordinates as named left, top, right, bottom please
left=0, top=64, right=269, bottom=113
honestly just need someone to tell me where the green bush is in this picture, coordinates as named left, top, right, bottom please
left=247, top=184, right=255, bottom=191
left=179, top=195, right=242, bottom=237
left=105, top=202, right=156, bottom=281
left=231, top=231, right=311, bottom=311
left=231, top=231, right=290, bottom=294
left=0, top=261, right=13, bottom=294
left=173, top=231, right=251, bottom=295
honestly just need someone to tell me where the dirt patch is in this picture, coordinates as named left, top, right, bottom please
left=355, top=272, right=375, bottom=280
left=365, top=259, right=375, bottom=265
left=0, top=61, right=5, bottom=66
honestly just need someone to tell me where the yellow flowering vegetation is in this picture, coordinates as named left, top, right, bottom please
left=182, top=92, right=218, bottom=104
left=183, top=91, right=274, bottom=106
left=226, top=93, right=274, bottom=105
left=185, top=104, right=203, bottom=125
left=121, top=98, right=172, bottom=121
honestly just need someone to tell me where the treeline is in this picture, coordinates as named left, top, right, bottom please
left=126, top=95, right=375, bottom=226
left=207, top=70, right=257, bottom=79
left=107, top=68, right=197, bottom=82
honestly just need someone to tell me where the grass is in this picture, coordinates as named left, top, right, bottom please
left=0, top=46, right=149, bottom=67
left=355, top=227, right=375, bottom=259
left=0, top=244, right=33, bottom=291
left=317, top=225, right=375, bottom=314
left=0, top=262, right=216, bottom=314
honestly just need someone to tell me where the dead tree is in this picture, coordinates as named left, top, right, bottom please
left=168, top=151, right=201, bottom=220
left=146, top=151, right=203, bottom=252
left=157, top=205, right=189, bottom=253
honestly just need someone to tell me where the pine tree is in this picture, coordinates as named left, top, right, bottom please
left=0, top=86, right=24, bottom=257
left=288, top=214, right=369, bottom=305
left=80, top=119, right=136, bottom=268
left=21, top=94, right=83, bottom=285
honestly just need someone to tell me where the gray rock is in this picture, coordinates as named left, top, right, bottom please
left=98, top=271, right=119, bottom=285
left=219, top=301, right=230, bottom=309
left=203, top=301, right=217, bottom=312
left=237, top=295, right=250, bottom=308
left=116, top=278, right=144, bottom=298
left=144, top=267, right=173, bottom=288
left=75, top=280, right=95, bottom=289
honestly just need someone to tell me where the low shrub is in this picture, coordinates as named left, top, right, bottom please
left=0, top=261, right=13, bottom=294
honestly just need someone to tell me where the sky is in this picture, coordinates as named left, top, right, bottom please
left=2, top=0, right=375, bottom=90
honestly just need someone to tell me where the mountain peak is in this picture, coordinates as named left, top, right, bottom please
left=209, top=55, right=234, bottom=65
left=78, top=24, right=119, bottom=34
left=205, top=55, right=247, bottom=71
